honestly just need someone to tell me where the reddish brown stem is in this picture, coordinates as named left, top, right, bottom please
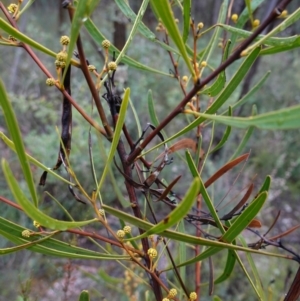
left=284, top=266, right=300, bottom=301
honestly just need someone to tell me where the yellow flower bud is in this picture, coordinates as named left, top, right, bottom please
left=60, top=35, right=70, bottom=46
left=279, top=10, right=288, bottom=18
left=7, top=4, right=18, bottom=13
left=182, top=75, right=188, bottom=82
left=33, top=221, right=40, bottom=228
left=240, top=50, right=248, bottom=57
left=108, top=61, right=117, bottom=71
left=88, top=65, right=96, bottom=72
left=168, top=288, right=177, bottom=297
left=123, top=226, right=131, bottom=234
left=189, top=292, right=197, bottom=300
left=231, top=14, right=238, bottom=23
left=59, top=61, right=66, bottom=68
left=22, top=230, right=31, bottom=238
left=8, top=35, right=17, bottom=42
left=98, top=209, right=105, bottom=216
left=46, top=78, right=56, bottom=86
left=253, top=19, right=260, bottom=28
left=102, top=39, right=111, bottom=49
left=147, top=248, right=157, bottom=258
left=197, top=22, right=204, bottom=29
left=116, top=230, right=125, bottom=238
left=56, top=51, right=67, bottom=62
left=200, top=61, right=207, bottom=67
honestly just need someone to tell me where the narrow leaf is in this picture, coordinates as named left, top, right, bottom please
left=244, top=7, right=300, bottom=53
left=257, top=175, right=271, bottom=194
left=221, top=24, right=300, bottom=47
left=204, top=153, right=249, bottom=188
left=201, top=40, right=230, bottom=97
left=182, top=0, right=191, bottom=44
left=96, top=88, right=130, bottom=195
left=0, top=80, right=38, bottom=206
left=148, top=89, right=160, bottom=127
left=0, top=217, right=126, bottom=260
left=187, top=102, right=300, bottom=130
left=102, top=204, right=289, bottom=260
left=186, top=151, right=225, bottom=233
left=127, top=177, right=200, bottom=240
left=214, top=249, right=236, bottom=284
left=150, top=0, right=195, bottom=77
left=220, top=192, right=268, bottom=243
left=176, top=192, right=268, bottom=267
left=210, top=106, right=232, bottom=153
left=260, top=39, right=300, bottom=55
left=2, top=160, right=97, bottom=231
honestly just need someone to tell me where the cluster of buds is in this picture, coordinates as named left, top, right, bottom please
left=46, top=35, right=70, bottom=87
left=147, top=247, right=157, bottom=259
left=116, top=225, right=132, bottom=240
left=116, top=229, right=125, bottom=239
left=21, top=229, right=31, bottom=238
left=189, top=292, right=197, bottom=300
left=56, top=36, right=69, bottom=68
